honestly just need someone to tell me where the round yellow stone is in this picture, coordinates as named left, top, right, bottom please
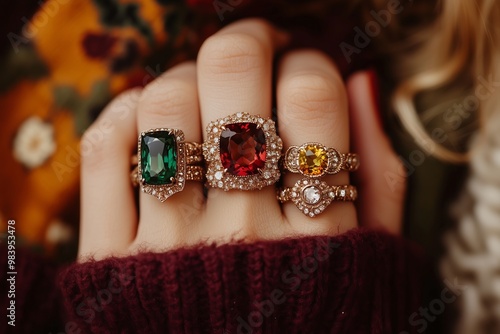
left=298, top=144, right=327, bottom=176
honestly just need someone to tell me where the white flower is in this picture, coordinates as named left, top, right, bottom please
left=13, top=116, right=56, bottom=169
left=45, top=219, right=73, bottom=245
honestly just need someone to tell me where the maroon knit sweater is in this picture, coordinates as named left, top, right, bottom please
left=1, top=229, right=425, bottom=334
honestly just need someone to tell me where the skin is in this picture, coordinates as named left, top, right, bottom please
left=78, top=19, right=406, bottom=261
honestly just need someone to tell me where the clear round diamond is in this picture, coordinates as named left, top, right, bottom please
left=302, top=186, right=321, bottom=205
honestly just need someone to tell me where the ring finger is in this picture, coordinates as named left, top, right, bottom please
left=277, top=50, right=358, bottom=235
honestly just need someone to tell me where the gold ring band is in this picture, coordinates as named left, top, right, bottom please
left=277, top=178, right=357, bottom=218
left=185, top=142, right=203, bottom=164
left=131, top=164, right=204, bottom=186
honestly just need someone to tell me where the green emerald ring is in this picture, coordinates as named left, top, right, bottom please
left=131, top=128, right=204, bottom=202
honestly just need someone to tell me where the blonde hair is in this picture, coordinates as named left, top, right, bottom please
left=383, top=0, right=500, bottom=332
left=392, top=0, right=500, bottom=162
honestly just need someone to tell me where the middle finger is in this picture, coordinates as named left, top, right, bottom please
left=197, top=19, right=288, bottom=241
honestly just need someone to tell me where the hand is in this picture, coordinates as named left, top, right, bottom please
left=78, top=19, right=406, bottom=260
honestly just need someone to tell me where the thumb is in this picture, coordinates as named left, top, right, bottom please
left=347, top=70, right=406, bottom=235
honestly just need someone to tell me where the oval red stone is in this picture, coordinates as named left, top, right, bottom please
left=220, top=123, right=267, bottom=176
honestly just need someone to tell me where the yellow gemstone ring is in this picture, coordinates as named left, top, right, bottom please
left=283, top=143, right=359, bottom=177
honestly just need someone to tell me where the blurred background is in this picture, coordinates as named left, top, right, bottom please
left=1, top=0, right=499, bottom=333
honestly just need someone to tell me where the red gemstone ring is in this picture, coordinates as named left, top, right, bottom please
left=130, top=128, right=204, bottom=202
left=202, top=112, right=283, bottom=191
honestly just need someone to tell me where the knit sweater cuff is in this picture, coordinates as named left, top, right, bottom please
left=59, top=229, right=424, bottom=333
left=1, top=246, right=62, bottom=334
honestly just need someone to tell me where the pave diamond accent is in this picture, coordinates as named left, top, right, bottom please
left=277, top=178, right=357, bottom=217
left=292, top=178, right=332, bottom=217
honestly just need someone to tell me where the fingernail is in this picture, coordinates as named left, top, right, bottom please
left=366, top=69, right=383, bottom=129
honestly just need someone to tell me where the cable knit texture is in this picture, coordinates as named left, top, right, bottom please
left=56, top=229, right=424, bottom=334
left=0, top=248, right=63, bottom=334
left=442, top=109, right=500, bottom=333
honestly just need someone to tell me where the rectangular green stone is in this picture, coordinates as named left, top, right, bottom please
left=140, top=131, right=177, bottom=185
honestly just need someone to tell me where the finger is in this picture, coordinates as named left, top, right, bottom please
left=277, top=50, right=357, bottom=236
left=347, top=70, right=405, bottom=234
left=135, top=62, right=204, bottom=249
left=197, top=19, right=288, bottom=241
left=79, top=89, right=141, bottom=259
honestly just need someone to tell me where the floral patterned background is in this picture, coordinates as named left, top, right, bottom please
left=0, top=0, right=221, bottom=259
left=2, top=0, right=376, bottom=262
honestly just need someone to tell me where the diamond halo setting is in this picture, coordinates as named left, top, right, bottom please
left=277, top=178, right=358, bottom=218
left=203, top=112, right=283, bottom=191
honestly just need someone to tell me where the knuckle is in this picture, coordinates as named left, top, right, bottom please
left=139, top=77, right=195, bottom=120
left=235, top=17, right=274, bottom=32
left=198, top=33, right=266, bottom=75
left=282, top=73, right=346, bottom=121
left=114, top=88, right=142, bottom=106
left=81, top=90, right=140, bottom=171
left=107, top=89, right=141, bottom=119
left=80, top=124, right=117, bottom=170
